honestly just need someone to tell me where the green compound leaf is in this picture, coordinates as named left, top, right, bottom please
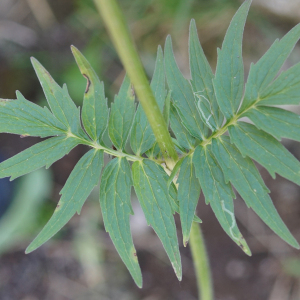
left=193, top=145, right=251, bottom=255
left=177, top=154, right=201, bottom=246
left=164, top=35, right=207, bottom=140
left=100, top=157, right=142, bottom=288
left=244, top=106, right=300, bottom=142
left=0, top=92, right=67, bottom=137
left=212, top=136, right=299, bottom=249
left=132, top=159, right=182, bottom=280
left=0, top=136, right=79, bottom=180
left=109, top=75, right=136, bottom=150
left=241, top=23, right=300, bottom=111
left=71, top=46, right=109, bottom=141
left=130, top=46, right=165, bottom=155
left=189, top=19, right=223, bottom=129
left=229, top=122, right=300, bottom=185
left=31, top=58, right=84, bottom=136
left=170, top=102, right=196, bottom=150
left=259, top=62, right=300, bottom=106
left=26, top=149, right=103, bottom=253
left=2, top=0, right=300, bottom=285
left=213, top=0, right=251, bottom=119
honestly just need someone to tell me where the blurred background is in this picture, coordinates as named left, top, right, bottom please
left=0, top=0, right=300, bottom=299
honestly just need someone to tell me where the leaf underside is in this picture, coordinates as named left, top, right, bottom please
left=100, top=157, right=142, bottom=287
left=213, top=0, right=251, bottom=119
left=1, top=0, right=300, bottom=289
left=132, top=160, right=182, bottom=280
left=177, top=154, right=201, bottom=246
left=72, top=46, right=109, bottom=142
left=193, top=145, right=251, bottom=255
left=212, top=136, right=299, bottom=249
left=26, top=149, right=103, bottom=253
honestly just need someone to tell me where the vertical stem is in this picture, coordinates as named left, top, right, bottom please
left=93, top=0, right=178, bottom=168
left=190, top=222, right=213, bottom=300
left=93, top=1, right=214, bottom=299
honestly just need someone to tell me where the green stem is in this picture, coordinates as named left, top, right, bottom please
left=93, top=0, right=178, bottom=168
left=93, top=1, right=214, bottom=298
left=190, top=222, right=213, bottom=300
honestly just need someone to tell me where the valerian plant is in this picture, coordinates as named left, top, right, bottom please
left=0, top=0, right=300, bottom=295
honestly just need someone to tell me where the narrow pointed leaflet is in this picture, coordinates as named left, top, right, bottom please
left=72, top=46, right=109, bottom=141
left=229, top=122, right=300, bottom=184
left=213, top=0, right=251, bottom=119
left=258, top=61, right=300, bottom=106
left=212, top=136, right=299, bottom=248
left=241, top=23, right=300, bottom=111
left=26, top=149, right=103, bottom=253
left=0, top=136, right=79, bottom=180
left=100, top=157, right=142, bottom=287
left=168, top=181, right=202, bottom=224
left=244, top=106, right=300, bottom=142
left=31, top=58, right=84, bottom=137
left=130, top=46, right=166, bottom=155
left=177, top=154, right=201, bottom=246
left=62, top=84, right=87, bottom=137
left=164, top=35, right=207, bottom=140
left=189, top=19, right=223, bottom=129
left=0, top=91, right=67, bottom=137
left=132, top=160, right=182, bottom=280
left=193, top=145, right=251, bottom=255
left=170, top=102, right=196, bottom=150
left=109, top=75, right=136, bottom=150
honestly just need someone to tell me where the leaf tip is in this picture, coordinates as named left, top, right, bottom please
left=244, top=248, right=252, bottom=256
left=30, top=57, right=41, bottom=68
left=189, top=18, right=196, bottom=30
left=165, top=34, right=172, bottom=46
left=171, top=262, right=182, bottom=281
left=134, top=273, right=143, bottom=289
left=176, top=270, right=182, bottom=281
left=15, top=90, right=22, bottom=99
left=157, top=44, right=163, bottom=53
left=237, top=237, right=252, bottom=256
left=25, top=244, right=35, bottom=254
left=71, top=45, right=81, bottom=59
left=290, top=238, right=300, bottom=250
left=70, top=44, right=77, bottom=51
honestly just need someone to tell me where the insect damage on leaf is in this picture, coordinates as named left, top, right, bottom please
left=82, top=74, right=91, bottom=93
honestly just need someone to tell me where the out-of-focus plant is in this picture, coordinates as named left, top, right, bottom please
left=0, top=168, right=51, bottom=255
left=0, top=0, right=300, bottom=299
